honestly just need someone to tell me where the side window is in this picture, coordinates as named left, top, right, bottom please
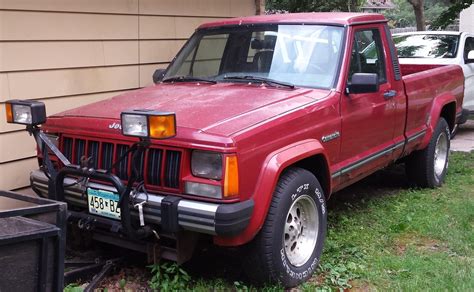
left=464, top=37, right=474, bottom=62
left=176, top=34, right=228, bottom=77
left=349, top=29, right=386, bottom=83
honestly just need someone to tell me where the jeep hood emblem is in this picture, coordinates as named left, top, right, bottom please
left=108, top=122, right=122, bottom=130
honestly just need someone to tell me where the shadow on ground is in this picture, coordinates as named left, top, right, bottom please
left=185, top=163, right=412, bottom=284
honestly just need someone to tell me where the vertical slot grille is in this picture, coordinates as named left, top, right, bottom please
left=87, top=141, right=100, bottom=168
left=115, top=144, right=129, bottom=180
left=101, top=143, right=114, bottom=170
left=147, top=149, right=163, bottom=185
left=60, top=137, right=182, bottom=190
left=74, top=139, right=86, bottom=164
left=165, top=150, right=181, bottom=188
left=63, top=137, right=73, bottom=162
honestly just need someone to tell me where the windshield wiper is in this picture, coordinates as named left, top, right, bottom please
left=162, top=76, right=217, bottom=84
left=223, top=75, right=295, bottom=89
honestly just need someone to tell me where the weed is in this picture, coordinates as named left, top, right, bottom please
left=118, top=278, right=127, bottom=289
left=148, top=262, right=191, bottom=291
left=63, top=283, right=83, bottom=292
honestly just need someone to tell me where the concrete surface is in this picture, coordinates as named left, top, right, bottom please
left=451, top=120, right=474, bottom=152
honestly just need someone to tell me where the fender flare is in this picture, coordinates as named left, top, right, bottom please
left=214, top=139, right=330, bottom=246
left=420, top=93, right=457, bottom=148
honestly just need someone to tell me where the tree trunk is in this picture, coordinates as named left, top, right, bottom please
left=255, top=0, right=265, bottom=15
left=407, top=0, right=426, bottom=31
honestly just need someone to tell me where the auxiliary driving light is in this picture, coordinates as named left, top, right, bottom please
left=5, top=100, right=46, bottom=126
left=121, top=110, right=176, bottom=139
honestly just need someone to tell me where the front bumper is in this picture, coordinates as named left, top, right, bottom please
left=30, top=170, right=253, bottom=237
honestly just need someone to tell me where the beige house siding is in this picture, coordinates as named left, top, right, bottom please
left=0, top=0, right=256, bottom=190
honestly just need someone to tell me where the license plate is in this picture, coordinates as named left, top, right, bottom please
left=87, top=188, right=121, bottom=220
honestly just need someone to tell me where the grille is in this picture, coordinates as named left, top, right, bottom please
left=61, top=136, right=182, bottom=189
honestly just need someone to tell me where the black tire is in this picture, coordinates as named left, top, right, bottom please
left=244, top=167, right=327, bottom=288
left=406, top=117, right=450, bottom=188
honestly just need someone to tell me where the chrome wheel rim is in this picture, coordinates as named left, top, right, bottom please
left=283, top=195, right=318, bottom=267
left=434, top=131, right=448, bottom=177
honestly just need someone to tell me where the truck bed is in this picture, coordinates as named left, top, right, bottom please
left=402, top=64, right=464, bottom=141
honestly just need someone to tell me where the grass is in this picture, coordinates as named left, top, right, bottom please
left=188, top=151, right=474, bottom=291
left=310, top=151, right=474, bottom=291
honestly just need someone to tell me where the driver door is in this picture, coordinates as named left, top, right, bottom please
left=338, top=26, right=397, bottom=184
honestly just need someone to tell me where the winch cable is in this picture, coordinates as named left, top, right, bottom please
left=105, top=142, right=142, bottom=175
left=116, top=140, right=152, bottom=239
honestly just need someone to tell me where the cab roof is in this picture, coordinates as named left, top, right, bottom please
left=198, top=12, right=387, bottom=29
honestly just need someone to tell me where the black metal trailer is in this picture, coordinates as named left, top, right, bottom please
left=0, top=190, right=67, bottom=292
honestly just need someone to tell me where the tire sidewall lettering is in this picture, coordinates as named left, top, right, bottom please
left=276, top=181, right=326, bottom=281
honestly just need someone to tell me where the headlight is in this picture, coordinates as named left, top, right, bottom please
left=122, top=113, right=148, bottom=137
left=121, top=110, right=176, bottom=139
left=5, top=100, right=46, bottom=126
left=191, top=150, right=222, bottom=180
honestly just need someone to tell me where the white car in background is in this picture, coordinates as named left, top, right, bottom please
left=393, top=31, right=474, bottom=136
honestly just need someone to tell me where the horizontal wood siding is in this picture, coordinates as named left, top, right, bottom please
left=0, top=0, right=256, bottom=190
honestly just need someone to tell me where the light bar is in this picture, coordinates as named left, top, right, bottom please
left=5, top=100, right=46, bottom=126
left=121, top=110, right=176, bottom=139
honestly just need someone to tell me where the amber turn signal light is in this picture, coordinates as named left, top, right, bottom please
left=224, top=155, right=239, bottom=198
left=149, top=114, right=176, bottom=139
left=5, top=103, right=13, bottom=123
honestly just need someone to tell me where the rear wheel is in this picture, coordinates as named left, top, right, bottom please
left=245, top=167, right=327, bottom=287
left=406, top=117, right=450, bottom=188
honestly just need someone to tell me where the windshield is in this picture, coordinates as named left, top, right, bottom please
left=164, top=24, right=344, bottom=89
left=393, top=34, right=460, bottom=58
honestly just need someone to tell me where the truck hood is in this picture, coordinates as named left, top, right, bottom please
left=54, top=83, right=328, bottom=137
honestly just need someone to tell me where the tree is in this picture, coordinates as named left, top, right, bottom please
left=431, top=0, right=473, bottom=29
left=266, top=0, right=365, bottom=13
left=407, top=0, right=426, bottom=30
left=383, top=0, right=452, bottom=29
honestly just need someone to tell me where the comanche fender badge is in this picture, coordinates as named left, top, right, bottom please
left=321, top=131, right=340, bottom=143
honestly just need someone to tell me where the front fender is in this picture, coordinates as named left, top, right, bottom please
left=420, top=93, right=457, bottom=149
left=214, top=139, right=330, bottom=246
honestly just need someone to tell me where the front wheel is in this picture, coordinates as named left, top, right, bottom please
left=406, top=117, right=450, bottom=188
left=244, top=167, right=327, bottom=287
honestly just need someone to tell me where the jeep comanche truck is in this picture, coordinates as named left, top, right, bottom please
left=7, top=13, right=463, bottom=287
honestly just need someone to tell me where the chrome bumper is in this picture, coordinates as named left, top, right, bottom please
left=30, top=170, right=253, bottom=236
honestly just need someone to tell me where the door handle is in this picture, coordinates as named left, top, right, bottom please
left=383, top=90, right=397, bottom=100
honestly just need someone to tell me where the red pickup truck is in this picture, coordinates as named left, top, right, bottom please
left=8, top=13, right=463, bottom=287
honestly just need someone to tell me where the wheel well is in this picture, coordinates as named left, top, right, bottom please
left=440, top=102, right=456, bottom=131
left=292, top=154, right=330, bottom=198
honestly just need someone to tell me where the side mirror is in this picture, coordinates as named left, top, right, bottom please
left=347, top=73, right=379, bottom=94
left=466, top=50, right=474, bottom=64
left=152, top=69, right=166, bottom=84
